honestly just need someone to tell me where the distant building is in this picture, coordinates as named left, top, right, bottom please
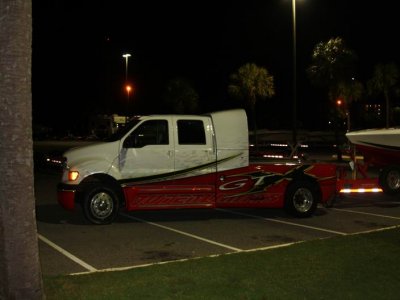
left=364, top=104, right=382, bottom=117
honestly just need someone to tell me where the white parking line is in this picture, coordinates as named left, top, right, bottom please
left=70, top=241, right=302, bottom=276
left=330, top=207, right=400, bottom=220
left=120, top=213, right=243, bottom=252
left=216, top=208, right=347, bottom=236
left=349, top=224, right=400, bottom=235
left=38, top=234, right=97, bottom=272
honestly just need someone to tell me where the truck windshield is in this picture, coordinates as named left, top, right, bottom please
left=105, top=119, right=141, bottom=142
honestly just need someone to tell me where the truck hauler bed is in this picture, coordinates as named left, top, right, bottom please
left=57, top=109, right=338, bottom=224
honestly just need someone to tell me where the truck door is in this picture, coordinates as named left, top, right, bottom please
left=172, top=116, right=217, bottom=206
left=119, top=118, right=174, bottom=180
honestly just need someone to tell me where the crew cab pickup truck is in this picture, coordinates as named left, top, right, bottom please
left=57, top=109, right=337, bottom=224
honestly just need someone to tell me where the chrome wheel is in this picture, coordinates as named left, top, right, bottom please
left=292, top=187, right=314, bottom=213
left=285, top=180, right=319, bottom=217
left=387, top=170, right=400, bottom=191
left=379, top=166, right=400, bottom=195
left=90, top=192, right=114, bottom=219
left=82, top=183, right=121, bottom=224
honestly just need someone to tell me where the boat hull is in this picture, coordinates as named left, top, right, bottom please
left=346, top=128, right=400, bottom=167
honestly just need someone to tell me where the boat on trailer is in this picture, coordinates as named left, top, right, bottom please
left=346, top=128, right=400, bottom=168
left=345, top=128, right=400, bottom=195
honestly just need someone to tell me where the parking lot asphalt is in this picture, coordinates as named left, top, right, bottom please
left=35, top=170, right=400, bottom=276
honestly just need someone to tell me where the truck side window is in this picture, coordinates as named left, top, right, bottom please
left=177, top=120, right=206, bottom=145
left=124, top=120, right=169, bottom=148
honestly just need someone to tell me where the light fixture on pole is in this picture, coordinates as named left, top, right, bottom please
left=126, top=84, right=132, bottom=99
left=122, top=53, right=131, bottom=81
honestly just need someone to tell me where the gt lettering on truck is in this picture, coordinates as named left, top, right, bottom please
left=220, top=165, right=315, bottom=197
left=219, top=178, right=249, bottom=190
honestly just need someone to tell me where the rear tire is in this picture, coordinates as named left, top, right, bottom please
left=82, top=183, right=120, bottom=224
left=284, top=180, right=319, bottom=217
left=379, top=166, right=400, bottom=195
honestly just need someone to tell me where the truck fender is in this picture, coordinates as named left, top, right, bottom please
left=72, top=158, right=121, bottom=184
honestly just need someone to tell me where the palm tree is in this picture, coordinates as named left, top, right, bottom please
left=0, top=1, right=43, bottom=298
left=163, top=78, right=200, bottom=114
left=367, top=63, right=399, bottom=128
left=307, top=37, right=357, bottom=160
left=228, top=63, right=275, bottom=151
left=307, top=37, right=357, bottom=104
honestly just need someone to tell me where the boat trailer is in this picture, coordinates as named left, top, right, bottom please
left=336, top=145, right=383, bottom=194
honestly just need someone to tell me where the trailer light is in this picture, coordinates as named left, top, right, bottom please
left=263, top=154, right=284, bottom=159
left=68, top=171, right=79, bottom=181
left=339, top=187, right=382, bottom=193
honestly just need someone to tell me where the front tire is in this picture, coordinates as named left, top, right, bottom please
left=379, top=166, right=400, bottom=195
left=284, top=180, right=319, bottom=217
left=82, top=183, right=120, bottom=224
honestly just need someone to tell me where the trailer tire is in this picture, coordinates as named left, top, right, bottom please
left=82, top=183, right=121, bottom=224
left=284, top=180, right=319, bottom=217
left=379, top=166, right=400, bottom=195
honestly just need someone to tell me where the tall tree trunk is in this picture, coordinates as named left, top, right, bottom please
left=0, top=0, right=44, bottom=299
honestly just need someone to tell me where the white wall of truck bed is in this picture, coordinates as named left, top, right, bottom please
left=208, top=109, right=249, bottom=171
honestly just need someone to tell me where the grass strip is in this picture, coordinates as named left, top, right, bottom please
left=43, top=227, right=400, bottom=299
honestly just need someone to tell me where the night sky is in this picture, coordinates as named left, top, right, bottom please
left=32, top=1, right=400, bottom=133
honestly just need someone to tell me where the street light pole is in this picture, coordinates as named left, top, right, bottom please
left=292, top=0, right=297, bottom=148
left=122, top=53, right=131, bottom=123
left=122, top=53, right=131, bottom=82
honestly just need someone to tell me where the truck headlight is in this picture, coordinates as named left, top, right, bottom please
left=68, top=171, right=79, bottom=181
